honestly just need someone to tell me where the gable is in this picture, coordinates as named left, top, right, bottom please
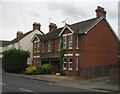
left=59, top=25, right=74, bottom=36
left=31, top=34, right=40, bottom=42
left=85, top=16, right=118, bottom=40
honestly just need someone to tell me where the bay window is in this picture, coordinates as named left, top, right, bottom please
left=63, top=57, right=66, bottom=70
left=68, top=57, right=72, bottom=70
left=76, top=57, right=78, bottom=70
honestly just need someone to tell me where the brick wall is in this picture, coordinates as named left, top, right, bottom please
left=79, top=19, right=118, bottom=79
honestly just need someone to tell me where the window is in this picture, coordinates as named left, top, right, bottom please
left=34, top=42, right=37, bottom=53
left=37, top=42, right=40, bottom=52
left=63, top=36, right=66, bottom=49
left=48, top=41, right=51, bottom=52
left=76, top=36, right=79, bottom=49
left=68, top=57, right=72, bottom=70
left=76, top=57, right=79, bottom=70
left=12, top=44, right=15, bottom=48
left=69, top=35, right=72, bottom=49
left=63, top=57, right=66, bottom=70
left=42, top=42, right=44, bottom=53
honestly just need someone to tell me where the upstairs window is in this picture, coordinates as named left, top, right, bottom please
left=69, top=35, right=72, bottom=49
left=58, top=38, right=61, bottom=51
left=48, top=41, right=51, bottom=52
left=76, top=36, right=79, bottom=49
left=63, top=36, right=66, bottom=49
left=37, top=42, right=40, bottom=52
left=34, top=42, right=37, bottom=53
left=42, top=42, right=44, bottom=53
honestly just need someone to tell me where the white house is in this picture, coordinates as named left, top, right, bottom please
left=3, top=22, right=44, bottom=65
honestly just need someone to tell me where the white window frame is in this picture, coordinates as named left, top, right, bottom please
left=69, top=35, right=72, bottom=49
left=76, top=57, right=79, bottom=70
left=37, top=42, right=40, bottom=52
left=63, top=36, right=66, bottom=49
left=63, top=57, right=66, bottom=70
left=68, top=57, right=72, bottom=70
left=76, top=36, right=79, bottom=49
left=34, top=42, right=37, bottom=53
left=48, top=41, right=51, bottom=52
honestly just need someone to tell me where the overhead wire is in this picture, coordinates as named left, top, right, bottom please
left=17, top=0, right=27, bottom=32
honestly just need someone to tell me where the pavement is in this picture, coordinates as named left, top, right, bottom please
left=3, top=72, right=120, bottom=93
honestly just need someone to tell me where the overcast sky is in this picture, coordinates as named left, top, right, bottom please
left=0, top=0, right=119, bottom=41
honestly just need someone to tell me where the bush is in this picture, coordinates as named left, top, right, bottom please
left=35, top=67, right=44, bottom=75
left=41, top=64, right=52, bottom=74
left=25, top=65, right=37, bottom=75
left=2, top=48, right=30, bottom=73
left=60, top=70, right=66, bottom=76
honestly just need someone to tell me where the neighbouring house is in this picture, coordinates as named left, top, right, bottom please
left=32, top=6, right=118, bottom=78
left=3, top=22, right=44, bottom=65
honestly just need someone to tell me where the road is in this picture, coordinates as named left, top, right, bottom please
left=2, top=73, right=94, bottom=93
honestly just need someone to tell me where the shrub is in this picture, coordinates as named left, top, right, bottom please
left=25, top=65, right=37, bottom=75
left=60, top=70, right=66, bottom=76
left=2, top=48, right=30, bottom=73
left=35, top=67, right=44, bottom=75
left=41, top=64, right=52, bottom=74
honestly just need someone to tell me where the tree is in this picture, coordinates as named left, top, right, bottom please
left=60, top=36, right=67, bottom=71
left=2, top=48, right=30, bottom=73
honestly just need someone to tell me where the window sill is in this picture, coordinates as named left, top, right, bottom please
left=68, top=68, right=72, bottom=70
left=68, top=47, right=72, bottom=50
left=76, top=47, right=79, bottom=49
left=63, top=68, right=66, bottom=70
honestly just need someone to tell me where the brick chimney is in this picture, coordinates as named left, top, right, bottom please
left=95, top=6, right=107, bottom=18
left=17, top=31, right=23, bottom=38
left=49, top=23, right=57, bottom=32
left=33, top=22, right=41, bottom=30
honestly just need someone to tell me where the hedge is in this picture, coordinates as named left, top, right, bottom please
left=2, top=48, right=30, bottom=73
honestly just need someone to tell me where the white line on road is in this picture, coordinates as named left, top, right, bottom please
left=89, top=88, right=111, bottom=92
left=19, top=88, right=34, bottom=92
left=0, top=83, right=6, bottom=85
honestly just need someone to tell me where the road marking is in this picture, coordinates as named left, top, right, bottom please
left=49, top=82, right=54, bottom=84
left=20, top=88, right=34, bottom=92
left=0, top=83, right=6, bottom=85
left=89, top=88, right=111, bottom=92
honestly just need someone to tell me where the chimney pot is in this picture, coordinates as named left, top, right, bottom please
left=33, top=22, right=41, bottom=30
left=17, top=31, right=23, bottom=38
left=95, top=6, right=107, bottom=18
left=49, top=23, right=57, bottom=32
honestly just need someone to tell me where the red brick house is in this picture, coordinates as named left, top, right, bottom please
left=32, top=6, right=118, bottom=78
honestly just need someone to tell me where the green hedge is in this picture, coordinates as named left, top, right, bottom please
left=2, top=48, right=30, bottom=73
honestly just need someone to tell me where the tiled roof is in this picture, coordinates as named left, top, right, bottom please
left=0, top=40, right=10, bottom=47
left=36, top=27, right=63, bottom=41
left=4, top=29, right=44, bottom=46
left=41, top=52, right=60, bottom=59
left=35, top=18, right=98, bottom=41
left=68, top=18, right=97, bottom=34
